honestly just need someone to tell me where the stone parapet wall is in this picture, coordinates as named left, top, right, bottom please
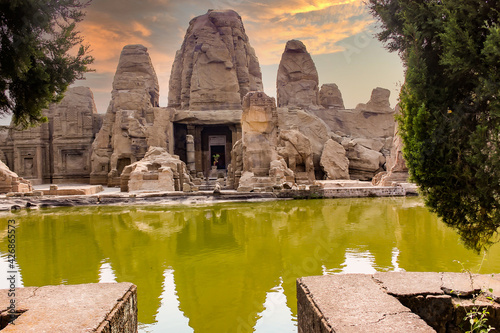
left=298, top=272, right=500, bottom=333
left=322, top=186, right=406, bottom=198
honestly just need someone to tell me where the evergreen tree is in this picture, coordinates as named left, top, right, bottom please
left=0, top=0, right=94, bottom=127
left=369, top=0, right=500, bottom=251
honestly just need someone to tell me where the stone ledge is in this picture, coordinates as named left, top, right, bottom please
left=0, top=283, right=137, bottom=332
left=298, top=272, right=500, bottom=333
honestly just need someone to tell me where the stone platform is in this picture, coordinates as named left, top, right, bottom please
left=0, top=181, right=419, bottom=211
left=38, top=184, right=105, bottom=196
left=298, top=272, right=500, bottom=332
left=0, top=283, right=137, bottom=332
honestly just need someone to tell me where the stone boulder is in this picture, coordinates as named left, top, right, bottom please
left=91, top=44, right=161, bottom=186
left=277, top=108, right=332, bottom=177
left=355, top=87, right=393, bottom=114
left=277, top=40, right=319, bottom=109
left=121, top=146, right=190, bottom=192
left=0, top=160, right=32, bottom=193
left=344, top=140, right=385, bottom=180
left=168, top=9, right=263, bottom=110
left=319, top=84, right=344, bottom=109
left=320, top=139, right=349, bottom=180
left=277, top=129, right=315, bottom=184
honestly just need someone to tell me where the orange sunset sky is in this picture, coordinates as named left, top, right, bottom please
left=6, top=0, right=406, bottom=123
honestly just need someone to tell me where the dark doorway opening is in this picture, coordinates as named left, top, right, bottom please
left=117, top=158, right=131, bottom=176
left=173, top=123, right=187, bottom=163
left=210, top=145, right=226, bottom=169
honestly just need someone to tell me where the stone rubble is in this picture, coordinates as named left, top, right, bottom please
left=0, top=159, right=32, bottom=193
left=120, top=146, right=191, bottom=192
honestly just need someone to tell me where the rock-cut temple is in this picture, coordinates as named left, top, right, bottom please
left=0, top=9, right=408, bottom=192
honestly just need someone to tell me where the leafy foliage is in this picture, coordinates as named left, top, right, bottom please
left=0, top=0, right=94, bottom=127
left=369, top=0, right=500, bottom=251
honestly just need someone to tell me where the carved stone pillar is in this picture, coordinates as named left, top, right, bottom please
left=186, top=134, right=195, bottom=175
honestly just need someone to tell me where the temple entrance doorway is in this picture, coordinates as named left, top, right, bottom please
left=209, top=136, right=226, bottom=170
left=201, top=126, right=232, bottom=178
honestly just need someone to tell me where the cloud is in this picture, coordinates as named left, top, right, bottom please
left=244, top=0, right=360, bottom=20
left=238, top=1, right=375, bottom=65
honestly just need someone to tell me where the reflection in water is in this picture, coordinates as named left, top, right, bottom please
left=254, top=278, right=296, bottom=333
left=1, top=197, right=500, bottom=333
left=98, top=261, right=117, bottom=283
left=145, top=269, right=193, bottom=333
left=340, top=249, right=377, bottom=274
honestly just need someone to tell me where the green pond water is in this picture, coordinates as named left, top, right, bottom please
left=1, top=197, right=500, bottom=332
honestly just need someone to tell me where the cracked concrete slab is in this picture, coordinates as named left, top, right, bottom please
left=441, top=272, right=479, bottom=297
left=297, top=272, right=500, bottom=333
left=298, top=274, right=434, bottom=332
left=374, top=272, right=444, bottom=296
left=0, top=283, right=136, bottom=332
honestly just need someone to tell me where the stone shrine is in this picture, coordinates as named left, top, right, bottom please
left=0, top=86, right=102, bottom=184
left=90, top=44, right=163, bottom=186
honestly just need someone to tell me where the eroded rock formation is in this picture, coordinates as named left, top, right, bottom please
left=277, top=129, right=315, bottom=184
left=311, top=87, right=396, bottom=180
left=355, top=87, right=394, bottom=113
left=121, top=146, right=190, bottom=192
left=91, top=44, right=164, bottom=186
left=230, top=91, right=318, bottom=190
left=277, top=109, right=332, bottom=178
left=277, top=40, right=319, bottom=109
left=319, top=84, right=344, bottom=109
left=0, top=160, right=32, bottom=193
left=168, top=9, right=263, bottom=110
left=320, top=139, right=349, bottom=180
left=238, top=91, right=280, bottom=190
left=373, top=106, right=409, bottom=186
left=343, top=139, right=386, bottom=180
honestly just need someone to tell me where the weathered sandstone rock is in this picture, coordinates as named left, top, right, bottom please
left=277, top=108, right=332, bottom=176
left=344, top=140, right=385, bottom=180
left=320, top=139, right=349, bottom=180
left=0, top=160, right=32, bottom=193
left=277, top=40, right=319, bottom=109
left=240, top=91, right=279, bottom=178
left=319, top=84, right=344, bottom=109
left=277, top=129, right=315, bottom=184
left=373, top=106, right=409, bottom=186
left=311, top=86, right=396, bottom=180
left=91, top=44, right=162, bottom=186
left=355, top=87, right=393, bottom=114
left=313, top=87, right=396, bottom=140
left=121, top=146, right=190, bottom=192
left=168, top=9, right=263, bottom=110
